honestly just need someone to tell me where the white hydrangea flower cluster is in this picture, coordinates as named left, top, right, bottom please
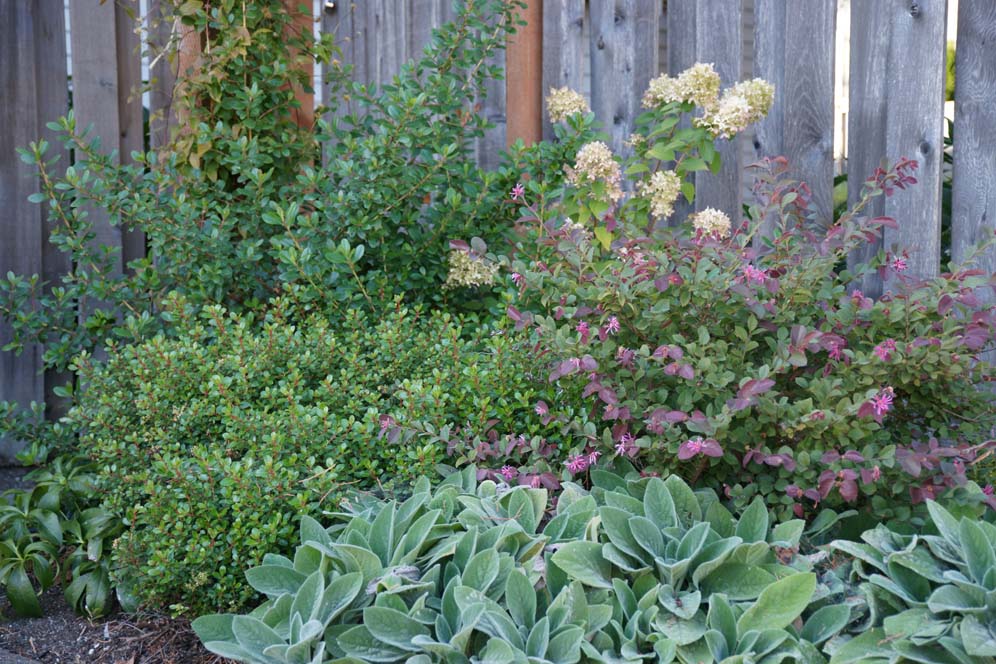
left=639, top=170, right=682, bottom=219
left=546, top=87, right=590, bottom=122
left=642, top=64, right=774, bottom=140
left=642, top=63, right=721, bottom=110
left=444, top=250, right=499, bottom=289
left=691, top=207, right=732, bottom=239
left=695, top=78, right=775, bottom=139
left=568, top=141, right=623, bottom=202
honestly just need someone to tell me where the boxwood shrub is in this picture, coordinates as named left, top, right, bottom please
left=72, top=301, right=560, bottom=612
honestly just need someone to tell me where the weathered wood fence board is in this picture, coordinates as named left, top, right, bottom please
left=31, top=0, right=72, bottom=423
left=753, top=0, right=836, bottom=228
left=68, top=0, right=126, bottom=285
left=951, top=3, right=996, bottom=275
left=0, top=2, right=48, bottom=459
left=848, top=0, right=947, bottom=296
left=845, top=0, right=891, bottom=295
left=881, top=0, right=947, bottom=291
left=2, top=0, right=995, bottom=457
left=668, top=0, right=744, bottom=216
left=589, top=0, right=660, bottom=157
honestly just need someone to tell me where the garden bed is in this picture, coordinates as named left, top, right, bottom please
left=0, top=589, right=223, bottom=664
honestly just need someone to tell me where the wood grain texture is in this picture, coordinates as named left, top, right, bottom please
left=115, top=0, right=146, bottom=267
left=951, top=2, right=996, bottom=274
left=845, top=0, right=890, bottom=295
left=476, top=25, right=508, bottom=170
left=365, top=0, right=407, bottom=89
left=541, top=0, right=585, bottom=140
left=0, top=1, right=46, bottom=459
left=668, top=0, right=744, bottom=216
left=147, top=0, right=177, bottom=151
left=589, top=0, right=661, bottom=157
left=848, top=0, right=946, bottom=296
left=881, top=0, right=946, bottom=292
left=69, top=0, right=124, bottom=283
left=35, top=0, right=71, bottom=422
left=753, top=0, right=836, bottom=230
left=322, top=0, right=359, bottom=133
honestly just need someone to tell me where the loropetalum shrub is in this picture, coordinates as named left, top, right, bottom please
left=828, top=487, right=996, bottom=663
left=72, top=299, right=560, bottom=612
left=194, top=466, right=856, bottom=663
left=491, top=63, right=996, bottom=520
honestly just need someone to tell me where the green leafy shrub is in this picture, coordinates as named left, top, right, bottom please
left=1, top=0, right=574, bottom=386
left=194, top=466, right=854, bottom=662
left=491, top=64, right=996, bottom=520
left=72, top=300, right=559, bottom=612
left=828, top=488, right=996, bottom=663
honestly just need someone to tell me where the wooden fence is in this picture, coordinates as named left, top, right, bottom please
left=1, top=0, right=995, bottom=459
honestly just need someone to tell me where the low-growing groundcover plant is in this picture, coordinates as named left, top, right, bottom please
left=194, top=466, right=858, bottom=663
left=487, top=63, right=996, bottom=520
left=829, top=490, right=996, bottom=663
left=0, top=456, right=121, bottom=618
left=72, top=300, right=565, bottom=613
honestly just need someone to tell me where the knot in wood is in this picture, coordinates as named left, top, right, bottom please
left=909, top=3, right=921, bottom=17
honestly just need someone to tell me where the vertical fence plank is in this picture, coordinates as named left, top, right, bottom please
left=116, top=0, right=146, bottom=267
left=147, top=0, right=177, bottom=151
left=848, top=1, right=946, bottom=296
left=951, top=3, right=996, bottom=279
left=753, top=0, right=836, bottom=229
left=366, top=0, right=406, bottom=88
left=69, top=0, right=125, bottom=285
left=323, top=0, right=359, bottom=129
left=35, top=0, right=71, bottom=422
left=668, top=0, right=744, bottom=216
left=0, top=2, right=46, bottom=460
left=845, top=0, right=889, bottom=295
left=407, top=0, right=444, bottom=60
left=589, top=0, right=660, bottom=157
left=541, top=0, right=585, bottom=140
left=475, top=31, right=507, bottom=170
left=882, top=0, right=946, bottom=290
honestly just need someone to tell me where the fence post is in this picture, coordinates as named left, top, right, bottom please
left=506, top=0, right=544, bottom=148
left=753, top=0, right=836, bottom=229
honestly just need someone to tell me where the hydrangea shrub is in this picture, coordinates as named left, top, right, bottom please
left=488, top=63, right=996, bottom=519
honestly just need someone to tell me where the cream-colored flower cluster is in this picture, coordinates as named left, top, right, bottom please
left=444, top=250, right=499, bottom=289
left=695, top=79, right=775, bottom=139
left=639, top=170, right=682, bottom=219
left=546, top=87, right=590, bottom=122
left=642, top=63, right=721, bottom=110
left=691, top=207, right=732, bottom=239
left=568, top=141, right=623, bottom=202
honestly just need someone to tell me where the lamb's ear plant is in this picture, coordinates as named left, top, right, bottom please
left=194, top=469, right=853, bottom=663
left=829, top=489, right=996, bottom=664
